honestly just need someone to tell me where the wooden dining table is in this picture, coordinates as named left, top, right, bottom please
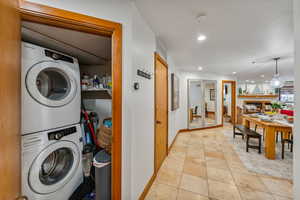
left=242, top=114, right=293, bottom=160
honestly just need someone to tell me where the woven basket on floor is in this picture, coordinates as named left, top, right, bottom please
left=97, top=118, right=112, bottom=154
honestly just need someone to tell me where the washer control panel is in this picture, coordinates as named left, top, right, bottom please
left=48, top=126, right=77, bottom=140
left=45, top=49, right=74, bottom=63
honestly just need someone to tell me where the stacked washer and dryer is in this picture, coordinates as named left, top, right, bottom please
left=21, top=42, right=83, bottom=200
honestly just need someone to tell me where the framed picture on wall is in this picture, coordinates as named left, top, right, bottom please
left=210, top=89, right=216, bottom=101
left=171, top=73, right=180, bottom=111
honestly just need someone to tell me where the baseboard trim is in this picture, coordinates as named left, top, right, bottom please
left=179, top=128, right=189, bottom=133
left=138, top=172, right=157, bottom=200
left=139, top=124, right=224, bottom=199
left=138, top=124, right=224, bottom=199
left=179, top=124, right=223, bottom=133
left=139, top=129, right=184, bottom=200
left=168, top=130, right=180, bottom=152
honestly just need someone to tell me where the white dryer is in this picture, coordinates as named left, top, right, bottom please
left=22, top=124, right=83, bottom=200
left=22, top=42, right=81, bottom=135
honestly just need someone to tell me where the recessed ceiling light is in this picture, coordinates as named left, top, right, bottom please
left=197, top=34, right=207, bottom=41
left=198, top=66, right=203, bottom=71
left=232, top=72, right=237, bottom=75
left=261, top=74, right=265, bottom=78
left=246, top=80, right=250, bottom=82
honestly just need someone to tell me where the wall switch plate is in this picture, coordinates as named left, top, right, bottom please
left=134, top=82, right=140, bottom=90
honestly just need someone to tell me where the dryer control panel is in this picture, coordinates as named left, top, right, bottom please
left=45, top=49, right=74, bottom=63
left=48, top=126, right=77, bottom=140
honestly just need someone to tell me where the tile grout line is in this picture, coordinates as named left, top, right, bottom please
left=222, top=126, right=275, bottom=199
left=203, top=137, right=211, bottom=199
left=181, top=131, right=211, bottom=199
left=151, top=132, right=188, bottom=199
left=207, top=129, right=239, bottom=200
left=220, top=127, right=244, bottom=200
left=175, top=131, right=190, bottom=200
left=154, top=127, right=292, bottom=200
left=195, top=131, right=209, bottom=198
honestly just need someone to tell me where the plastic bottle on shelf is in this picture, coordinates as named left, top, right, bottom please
left=93, top=75, right=100, bottom=89
left=107, top=76, right=112, bottom=89
left=102, top=75, right=108, bottom=88
left=98, top=76, right=104, bottom=89
left=81, top=73, right=90, bottom=90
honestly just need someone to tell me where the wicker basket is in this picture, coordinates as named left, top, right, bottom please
left=97, top=118, right=112, bottom=154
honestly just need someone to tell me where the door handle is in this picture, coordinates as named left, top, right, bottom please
left=16, top=196, right=28, bottom=200
left=156, top=120, right=162, bottom=124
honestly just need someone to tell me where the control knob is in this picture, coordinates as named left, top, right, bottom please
left=55, top=133, right=64, bottom=140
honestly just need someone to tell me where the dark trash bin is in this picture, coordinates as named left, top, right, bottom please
left=93, top=150, right=111, bottom=200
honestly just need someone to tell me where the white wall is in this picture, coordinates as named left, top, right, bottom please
left=167, top=56, right=186, bottom=146
left=168, top=70, right=234, bottom=143
left=26, top=0, right=134, bottom=198
left=24, top=0, right=183, bottom=199
left=156, top=38, right=168, bottom=60
left=179, top=72, right=234, bottom=128
left=130, top=3, right=156, bottom=199
left=189, top=81, right=202, bottom=113
left=22, top=0, right=238, bottom=199
left=83, top=99, right=112, bottom=123
left=293, top=0, right=300, bottom=198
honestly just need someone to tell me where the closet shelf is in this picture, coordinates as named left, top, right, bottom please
left=81, top=88, right=111, bottom=99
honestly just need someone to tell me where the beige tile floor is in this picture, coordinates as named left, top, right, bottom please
left=145, top=126, right=293, bottom=200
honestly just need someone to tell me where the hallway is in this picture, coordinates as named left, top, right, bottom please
left=145, top=125, right=293, bottom=200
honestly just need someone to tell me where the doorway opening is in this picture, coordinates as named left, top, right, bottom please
left=19, top=1, right=122, bottom=199
left=222, top=80, right=236, bottom=125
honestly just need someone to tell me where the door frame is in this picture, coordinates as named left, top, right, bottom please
left=19, top=1, right=123, bottom=199
left=154, top=52, right=169, bottom=173
left=0, top=0, right=21, bottom=199
left=221, top=80, right=236, bottom=125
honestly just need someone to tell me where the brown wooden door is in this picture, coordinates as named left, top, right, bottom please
left=0, top=0, right=21, bottom=199
left=154, top=53, right=168, bottom=173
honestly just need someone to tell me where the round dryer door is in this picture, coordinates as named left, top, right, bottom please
left=26, top=61, right=77, bottom=107
left=28, top=141, right=80, bottom=194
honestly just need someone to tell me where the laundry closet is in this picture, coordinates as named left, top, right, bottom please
left=21, top=20, right=113, bottom=200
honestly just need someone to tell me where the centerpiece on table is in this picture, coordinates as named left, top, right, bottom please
left=271, top=101, right=284, bottom=113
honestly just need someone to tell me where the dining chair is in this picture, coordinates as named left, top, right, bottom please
left=254, top=124, right=265, bottom=140
left=233, top=124, right=245, bottom=139
left=193, top=106, right=198, bottom=115
left=245, top=129, right=262, bottom=154
left=281, top=132, right=293, bottom=159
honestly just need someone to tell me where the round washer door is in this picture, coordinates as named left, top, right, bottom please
left=28, top=141, right=80, bottom=194
left=26, top=61, right=77, bottom=107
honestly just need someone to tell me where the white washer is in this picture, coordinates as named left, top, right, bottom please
left=22, top=124, right=83, bottom=200
left=22, top=42, right=81, bottom=135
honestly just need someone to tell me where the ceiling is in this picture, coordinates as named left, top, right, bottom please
left=134, top=0, right=294, bottom=81
left=22, top=21, right=111, bottom=65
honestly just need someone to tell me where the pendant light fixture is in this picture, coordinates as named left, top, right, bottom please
left=270, top=57, right=283, bottom=88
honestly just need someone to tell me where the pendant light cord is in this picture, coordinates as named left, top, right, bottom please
left=274, top=57, right=280, bottom=75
